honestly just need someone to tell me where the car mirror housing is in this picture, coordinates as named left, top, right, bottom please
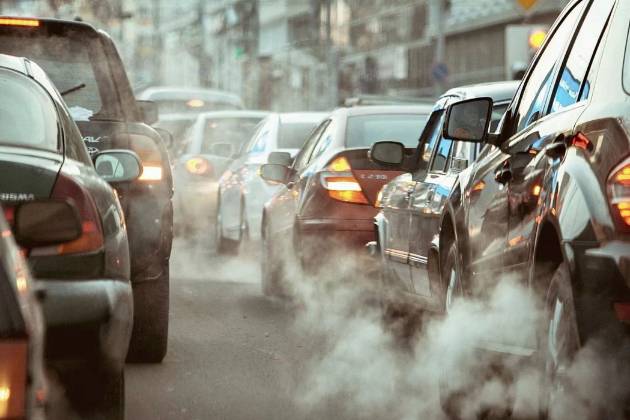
left=259, top=163, right=293, bottom=185
left=14, top=200, right=82, bottom=248
left=369, top=141, right=405, bottom=166
left=137, top=100, right=159, bottom=125
left=443, top=97, right=493, bottom=143
left=268, top=151, right=293, bottom=167
left=94, top=149, right=143, bottom=183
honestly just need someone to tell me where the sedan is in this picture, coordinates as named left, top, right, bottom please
left=216, top=112, right=327, bottom=254
left=0, top=53, right=140, bottom=419
left=259, top=105, right=432, bottom=296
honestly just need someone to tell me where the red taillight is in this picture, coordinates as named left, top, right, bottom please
left=0, top=340, right=27, bottom=419
left=320, top=156, right=369, bottom=205
left=46, top=173, right=104, bottom=255
left=608, top=157, right=630, bottom=231
left=0, top=18, right=39, bottom=27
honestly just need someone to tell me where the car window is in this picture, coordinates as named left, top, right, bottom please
left=247, top=119, right=273, bottom=153
left=450, top=141, right=475, bottom=170
left=550, top=0, right=614, bottom=112
left=430, top=137, right=453, bottom=173
left=515, top=1, right=583, bottom=132
left=415, top=110, right=444, bottom=172
left=0, top=69, right=59, bottom=152
left=308, top=119, right=336, bottom=165
left=293, top=120, right=330, bottom=171
left=201, top=117, right=264, bottom=154
left=345, top=114, right=428, bottom=147
left=278, top=121, right=321, bottom=149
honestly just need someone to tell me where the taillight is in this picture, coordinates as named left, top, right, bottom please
left=44, top=173, right=104, bottom=255
left=0, top=340, right=27, bottom=419
left=320, top=156, right=369, bottom=205
left=130, top=135, right=165, bottom=182
left=608, top=156, right=630, bottom=232
left=185, top=157, right=213, bottom=177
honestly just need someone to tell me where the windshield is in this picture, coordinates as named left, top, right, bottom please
left=0, top=32, right=118, bottom=121
left=201, top=117, right=264, bottom=154
left=278, top=122, right=319, bottom=149
left=0, top=69, right=58, bottom=151
left=346, top=114, right=428, bottom=148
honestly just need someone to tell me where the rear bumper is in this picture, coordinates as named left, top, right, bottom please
left=297, top=218, right=375, bottom=249
left=40, top=279, right=133, bottom=371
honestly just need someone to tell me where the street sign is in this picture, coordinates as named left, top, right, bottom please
left=517, top=0, right=538, bottom=10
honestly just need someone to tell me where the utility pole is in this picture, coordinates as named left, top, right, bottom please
left=432, top=0, right=446, bottom=96
left=325, top=0, right=338, bottom=108
left=152, top=0, right=162, bottom=86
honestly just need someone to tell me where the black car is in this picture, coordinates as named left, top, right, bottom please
left=0, top=53, right=140, bottom=419
left=369, top=81, right=517, bottom=315
left=438, top=0, right=630, bottom=414
left=0, top=17, right=173, bottom=362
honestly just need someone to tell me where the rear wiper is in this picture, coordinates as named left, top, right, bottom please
left=61, top=83, right=86, bottom=96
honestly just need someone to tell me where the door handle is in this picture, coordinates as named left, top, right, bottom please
left=495, top=166, right=512, bottom=184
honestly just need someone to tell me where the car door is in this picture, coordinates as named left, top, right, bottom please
left=381, top=110, right=442, bottom=290
left=504, top=0, right=613, bottom=273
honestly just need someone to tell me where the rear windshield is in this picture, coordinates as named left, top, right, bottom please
left=201, top=117, right=264, bottom=153
left=278, top=122, right=319, bottom=149
left=0, top=69, right=58, bottom=151
left=0, top=31, right=119, bottom=121
left=156, top=99, right=242, bottom=115
left=346, top=114, right=428, bottom=148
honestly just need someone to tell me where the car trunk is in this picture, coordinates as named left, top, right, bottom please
left=0, top=147, right=63, bottom=202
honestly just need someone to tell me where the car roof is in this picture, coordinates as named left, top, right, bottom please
left=138, top=86, right=243, bottom=105
left=0, top=53, right=55, bottom=93
left=441, top=80, right=520, bottom=103
left=333, top=104, right=434, bottom=118
left=195, top=110, right=270, bottom=120
left=276, top=112, right=328, bottom=124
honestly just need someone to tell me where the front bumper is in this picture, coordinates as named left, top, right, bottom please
left=40, top=279, right=133, bottom=371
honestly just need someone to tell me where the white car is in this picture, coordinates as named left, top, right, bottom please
left=216, top=112, right=327, bottom=254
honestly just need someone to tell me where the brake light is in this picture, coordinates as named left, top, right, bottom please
left=138, top=164, right=163, bottom=181
left=608, top=157, right=630, bottom=231
left=185, top=157, right=213, bottom=176
left=0, top=340, right=27, bottom=419
left=47, top=172, right=104, bottom=255
left=0, top=18, right=39, bottom=27
left=320, top=156, right=369, bottom=205
left=129, top=135, right=165, bottom=182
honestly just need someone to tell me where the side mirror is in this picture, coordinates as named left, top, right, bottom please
left=137, top=100, right=158, bottom=125
left=443, top=97, right=493, bottom=143
left=94, top=150, right=143, bottom=183
left=210, top=143, right=234, bottom=158
left=268, top=151, right=293, bottom=166
left=154, top=127, right=174, bottom=149
left=369, top=141, right=405, bottom=166
left=14, top=200, right=82, bottom=248
left=259, top=164, right=293, bottom=184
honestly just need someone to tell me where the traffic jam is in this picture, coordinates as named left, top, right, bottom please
left=0, top=0, right=629, bottom=419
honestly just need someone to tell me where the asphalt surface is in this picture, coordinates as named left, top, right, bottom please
left=125, top=241, right=354, bottom=420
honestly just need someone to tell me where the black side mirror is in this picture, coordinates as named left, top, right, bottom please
left=14, top=200, right=82, bottom=248
left=94, top=149, right=143, bottom=183
left=369, top=141, right=405, bottom=166
left=268, top=151, right=293, bottom=166
left=443, top=97, right=493, bottom=143
left=259, top=164, right=293, bottom=184
left=210, top=143, right=234, bottom=158
left=137, top=100, right=158, bottom=125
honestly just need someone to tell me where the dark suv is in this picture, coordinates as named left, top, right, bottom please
left=438, top=0, right=630, bottom=414
left=0, top=17, right=173, bottom=362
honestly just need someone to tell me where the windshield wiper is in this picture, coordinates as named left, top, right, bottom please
left=61, top=83, right=86, bottom=96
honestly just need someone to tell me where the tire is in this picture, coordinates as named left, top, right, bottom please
left=127, top=265, right=170, bottom=363
left=216, top=203, right=241, bottom=255
left=439, top=241, right=467, bottom=418
left=539, top=262, right=581, bottom=419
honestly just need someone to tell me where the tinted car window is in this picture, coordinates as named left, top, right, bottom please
left=551, top=0, right=614, bottom=112
left=430, top=138, right=453, bottom=173
left=346, top=114, right=427, bottom=148
left=0, top=33, right=117, bottom=121
left=293, top=120, right=330, bottom=171
left=278, top=122, right=320, bottom=149
left=416, top=111, right=444, bottom=169
left=308, top=120, right=336, bottom=164
left=0, top=69, right=58, bottom=151
left=201, top=117, right=264, bottom=154
left=515, top=2, right=582, bottom=132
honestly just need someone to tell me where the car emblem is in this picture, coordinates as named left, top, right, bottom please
left=83, top=136, right=107, bottom=143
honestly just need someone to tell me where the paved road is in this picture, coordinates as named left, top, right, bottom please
left=125, top=242, right=357, bottom=420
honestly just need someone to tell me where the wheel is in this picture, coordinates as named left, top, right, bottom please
left=439, top=241, right=468, bottom=418
left=216, top=202, right=241, bottom=255
left=539, top=262, right=581, bottom=419
left=127, top=264, right=170, bottom=363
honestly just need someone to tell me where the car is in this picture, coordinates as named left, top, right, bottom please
left=173, top=110, right=269, bottom=241
left=369, top=81, right=518, bottom=316
left=0, top=53, right=140, bottom=419
left=138, top=86, right=244, bottom=115
left=216, top=112, right=327, bottom=254
left=153, top=112, right=198, bottom=158
left=0, top=17, right=174, bottom=363
left=259, top=105, right=433, bottom=296
left=0, top=203, right=48, bottom=420
left=436, top=0, right=630, bottom=414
